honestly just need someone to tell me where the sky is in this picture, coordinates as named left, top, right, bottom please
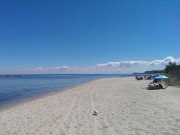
left=0, top=0, right=180, bottom=74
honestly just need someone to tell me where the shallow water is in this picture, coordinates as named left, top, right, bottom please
left=0, top=74, right=132, bottom=107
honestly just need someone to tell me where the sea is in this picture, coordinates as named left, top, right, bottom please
left=0, top=74, right=133, bottom=108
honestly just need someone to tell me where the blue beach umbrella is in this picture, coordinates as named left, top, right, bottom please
left=154, top=75, right=168, bottom=79
left=153, top=75, right=168, bottom=83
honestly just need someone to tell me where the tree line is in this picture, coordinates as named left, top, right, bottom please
left=163, top=62, right=180, bottom=86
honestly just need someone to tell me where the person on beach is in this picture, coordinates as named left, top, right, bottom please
left=135, top=75, right=143, bottom=80
left=147, top=83, right=166, bottom=90
left=147, top=84, right=155, bottom=90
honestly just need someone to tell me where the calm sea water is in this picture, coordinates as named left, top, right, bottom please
left=0, top=74, right=132, bottom=107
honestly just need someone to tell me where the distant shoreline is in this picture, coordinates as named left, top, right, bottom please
left=0, top=75, right=21, bottom=78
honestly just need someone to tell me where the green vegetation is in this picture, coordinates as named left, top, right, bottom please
left=163, top=62, right=180, bottom=86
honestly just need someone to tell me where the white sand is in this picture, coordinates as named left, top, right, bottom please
left=0, top=77, right=180, bottom=135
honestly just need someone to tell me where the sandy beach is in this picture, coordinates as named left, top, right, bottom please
left=0, top=77, right=180, bottom=135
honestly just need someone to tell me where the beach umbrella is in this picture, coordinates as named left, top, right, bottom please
left=154, top=75, right=168, bottom=79
left=153, top=75, right=168, bottom=83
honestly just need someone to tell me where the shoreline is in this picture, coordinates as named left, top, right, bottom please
left=0, top=78, right=99, bottom=111
left=0, top=77, right=180, bottom=135
left=0, top=74, right=132, bottom=109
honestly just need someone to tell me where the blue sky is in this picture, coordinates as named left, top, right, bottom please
left=0, top=0, right=180, bottom=74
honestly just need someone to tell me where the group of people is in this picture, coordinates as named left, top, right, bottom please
left=144, top=75, right=154, bottom=80
left=135, top=74, right=159, bottom=81
left=135, top=74, right=166, bottom=90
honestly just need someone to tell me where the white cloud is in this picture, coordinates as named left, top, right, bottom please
left=27, top=66, right=71, bottom=74
left=54, top=66, right=70, bottom=70
left=32, top=67, right=44, bottom=72
left=97, top=61, right=149, bottom=68
left=176, top=58, right=180, bottom=64
left=150, top=56, right=176, bottom=66
left=96, top=56, right=179, bottom=68
left=0, top=56, right=180, bottom=74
